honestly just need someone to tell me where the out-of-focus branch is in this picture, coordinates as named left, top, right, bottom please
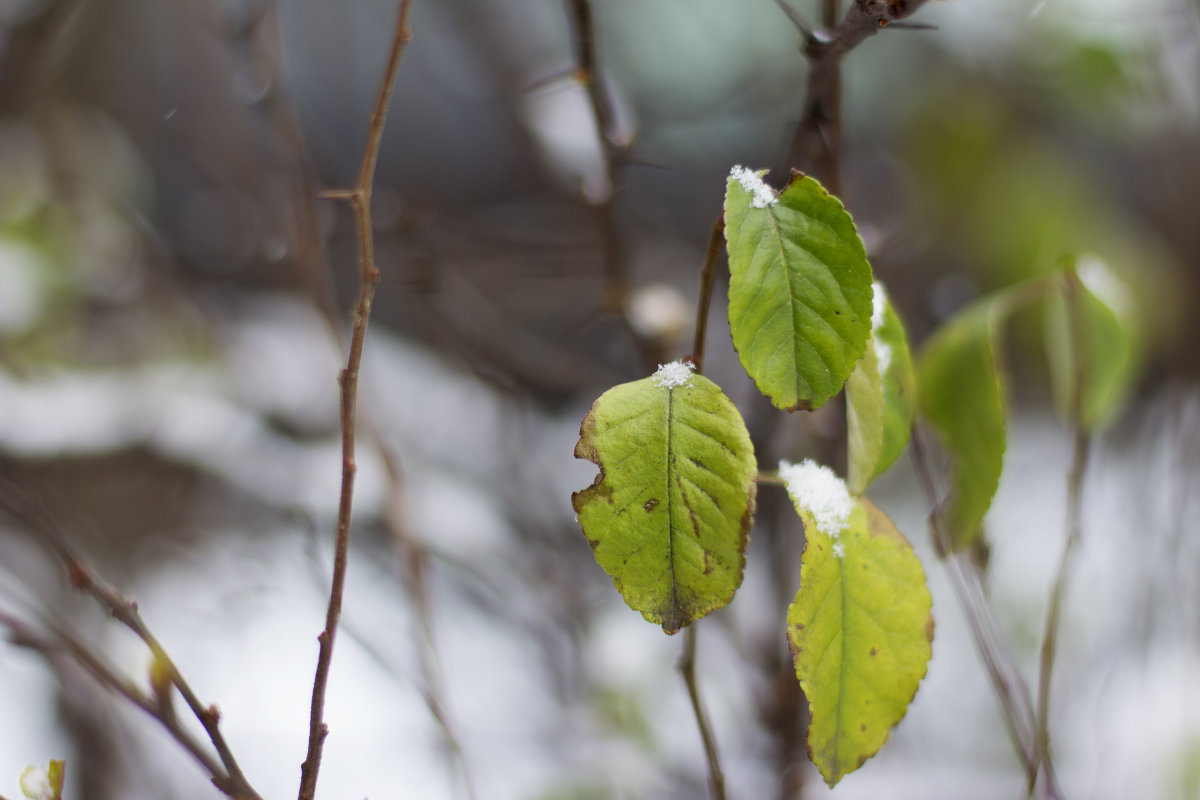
left=689, top=214, right=725, bottom=374
left=297, top=3, right=417, bottom=800
left=679, top=625, right=727, bottom=800
left=563, top=0, right=662, bottom=373
left=1029, top=270, right=1093, bottom=798
left=908, top=429, right=1065, bottom=799
left=0, top=488, right=262, bottom=800
left=780, top=0, right=935, bottom=192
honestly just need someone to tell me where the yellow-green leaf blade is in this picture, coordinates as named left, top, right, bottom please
left=846, top=339, right=884, bottom=495
left=874, top=289, right=918, bottom=478
left=724, top=168, right=874, bottom=411
left=573, top=363, right=757, bottom=634
left=785, top=498, right=934, bottom=787
left=846, top=284, right=917, bottom=493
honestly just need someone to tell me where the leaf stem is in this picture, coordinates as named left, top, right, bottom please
left=298, top=3, right=415, bottom=799
left=756, top=471, right=789, bottom=487
left=1028, top=270, right=1093, bottom=797
left=690, top=214, right=725, bottom=374
left=679, top=625, right=727, bottom=800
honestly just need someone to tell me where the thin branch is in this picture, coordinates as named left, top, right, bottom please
left=247, top=2, right=472, bottom=793
left=0, top=491, right=262, bottom=800
left=1029, top=270, right=1093, bottom=797
left=297, top=3, right=415, bottom=799
left=773, top=0, right=815, bottom=38
left=679, top=625, right=727, bottom=800
left=689, top=214, right=725, bottom=373
left=562, top=0, right=660, bottom=372
left=1, top=610, right=230, bottom=783
left=822, top=0, right=840, bottom=30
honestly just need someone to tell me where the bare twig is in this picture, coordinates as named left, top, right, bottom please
left=243, top=3, right=472, bottom=794
left=0, top=489, right=262, bottom=800
left=679, top=625, right=727, bottom=800
left=297, top=3, right=416, bottom=799
left=689, top=214, right=725, bottom=373
left=1028, top=270, right=1093, bottom=797
left=1, top=610, right=230, bottom=782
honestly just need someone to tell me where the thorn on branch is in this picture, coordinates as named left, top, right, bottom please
left=67, top=560, right=89, bottom=589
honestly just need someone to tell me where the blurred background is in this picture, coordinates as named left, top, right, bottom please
left=1, top=0, right=1198, bottom=798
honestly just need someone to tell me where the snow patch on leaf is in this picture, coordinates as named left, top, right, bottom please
left=730, top=165, right=777, bottom=209
left=1078, top=254, right=1135, bottom=320
left=779, top=459, right=854, bottom=538
left=871, top=282, right=887, bottom=331
left=651, top=360, right=695, bottom=390
left=875, top=341, right=893, bottom=375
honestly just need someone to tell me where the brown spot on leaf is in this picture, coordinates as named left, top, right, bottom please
left=644, top=498, right=659, bottom=512
left=869, top=647, right=878, bottom=657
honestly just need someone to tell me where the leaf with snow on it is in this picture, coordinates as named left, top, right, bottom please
left=20, top=761, right=65, bottom=800
left=573, top=370, right=756, bottom=633
left=846, top=283, right=916, bottom=494
left=724, top=169, right=874, bottom=411
left=787, top=499, right=933, bottom=787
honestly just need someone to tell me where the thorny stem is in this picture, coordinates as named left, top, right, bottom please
left=0, top=489, right=262, bottom=800
left=1028, top=271, right=1093, bottom=797
left=690, top=214, right=725, bottom=374
left=298, top=3, right=415, bottom=799
left=679, top=625, right=727, bottom=800
left=908, top=429, right=1065, bottom=799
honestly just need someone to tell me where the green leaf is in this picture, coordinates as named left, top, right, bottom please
left=846, top=340, right=884, bottom=496
left=572, top=362, right=757, bottom=634
left=916, top=300, right=1007, bottom=552
left=786, top=497, right=934, bottom=787
left=724, top=168, right=874, bottom=411
left=20, top=761, right=64, bottom=800
left=1045, top=258, right=1142, bottom=430
left=846, top=285, right=917, bottom=494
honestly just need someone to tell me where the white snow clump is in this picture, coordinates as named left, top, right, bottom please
left=779, top=459, right=855, bottom=552
left=870, top=282, right=893, bottom=375
left=652, top=360, right=695, bottom=390
left=730, top=165, right=778, bottom=209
